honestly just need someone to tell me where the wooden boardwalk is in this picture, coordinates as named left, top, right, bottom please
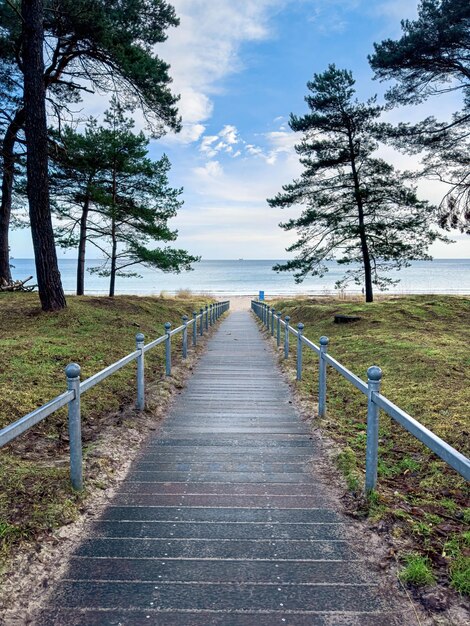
left=38, top=310, right=409, bottom=625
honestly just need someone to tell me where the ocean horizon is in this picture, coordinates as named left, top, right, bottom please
left=9, top=258, right=470, bottom=296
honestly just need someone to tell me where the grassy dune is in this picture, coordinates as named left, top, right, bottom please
left=0, top=292, right=212, bottom=567
left=269, top=295, right=470, bottom=594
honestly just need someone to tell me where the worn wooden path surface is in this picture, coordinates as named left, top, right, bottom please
left=38, top=310, right=410, bottom=625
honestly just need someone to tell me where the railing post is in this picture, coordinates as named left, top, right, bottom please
left=296, top=323, right=304, bottom=381
left=200, top=308, right=204, bottom=335
left=284, top=316, right=290, bottom=358
left=65, top=363, right=83, bottom=491
left=276, top=312, right=281, bottom=347
left=365, top=366, right=382, bottom=494
left=271, top=307, right=275, bottom=336
left=136, top=333, right=145, bottom=411
left=182, top=316, right=188, bottom=359
left=193, top=311, right=197, bottom=346
left=209, top=304, right=213, bottom=326
left=165, top=322, right=172, bottom=375
left=318, top=336, right=329, bottom=418
left=205, top=304, right=209, bottom=330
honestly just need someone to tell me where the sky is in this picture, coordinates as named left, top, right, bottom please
left=10, top=0, right=470, bottom=260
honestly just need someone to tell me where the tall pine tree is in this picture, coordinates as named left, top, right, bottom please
left=268, top=66, right=446, bottom=302
left=0, top=0, right=181, bottom=297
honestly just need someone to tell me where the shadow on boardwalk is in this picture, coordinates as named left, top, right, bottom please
left=36, top=310, right=416, bottom=625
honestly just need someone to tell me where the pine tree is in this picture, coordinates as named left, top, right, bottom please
left=53, top=101, right=198, bottom=297
left=0, top=0, right=181, bottom=290
left=268, top=66, right=446, bottom=302
left=369, top=0, right=470, bottom=232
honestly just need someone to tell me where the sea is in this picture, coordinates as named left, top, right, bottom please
left=9, top=258, right=470, bottom=296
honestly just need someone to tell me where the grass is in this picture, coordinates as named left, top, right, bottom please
left=0, top=292, right=213, bottom=569
left=399, top=554, right=436, bottom=586
left=268, top=295, right=470, bottom=594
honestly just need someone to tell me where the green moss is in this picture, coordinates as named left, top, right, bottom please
left=0, top=455, right=82, bottom=563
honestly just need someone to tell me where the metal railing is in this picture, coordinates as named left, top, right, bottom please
left=0, top=300, right=230, bottom=491
left=251, top=300, right=470, bottom=493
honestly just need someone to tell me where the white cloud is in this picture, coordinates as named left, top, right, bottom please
left=156, top=0, right=287, bottom=143
left=200, top=125, right=242, bottom=157
left=219, top=125, right=240, bottom=145
left=193, top=160, right=224, bottom=179
left=197, top=120, right=298, bottom=166
left=172, top=123, right=206, bottom=144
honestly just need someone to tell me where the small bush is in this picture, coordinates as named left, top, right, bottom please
left=175, top=289, right=193, bottom=299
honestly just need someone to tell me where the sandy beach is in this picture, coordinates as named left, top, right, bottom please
left=218, top=294, right=254, bottom=311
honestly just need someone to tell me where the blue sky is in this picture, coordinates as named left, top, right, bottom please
left=11, top=0, right=470, bottom=259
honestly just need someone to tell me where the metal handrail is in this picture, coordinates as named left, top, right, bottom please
left=80, top=350, right=140, bottom=393
left=251, top=299, right=470, bottom=492
left=0, top=300, right=230, bottom=490
left=0, top=390, right=75, bottom=447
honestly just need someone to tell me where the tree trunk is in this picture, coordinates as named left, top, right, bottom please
left=76, top=194, right=90, bottom=295
left=347, top=126, right=373, bottom=303
left=109, top=218, right=117, bottom=297
left=22, top=0, right=66, bottom=311
left=357, top=218, right=373, bottom=302
left=0, top=109, right=25, bottom=285
left=108, top=164, right=117, bottom=298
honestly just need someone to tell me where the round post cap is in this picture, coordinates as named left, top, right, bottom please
left=193, top=311, right=197, bottom=316
left=367, top=365, right=383, bottom=382
left=320, top=336, right=329, bottom=346
left=182, top=315, right=188, bottom=322
left=285, top=315, right=290, bottom=321
left=200, top=308, right=204, bottom=313
left=135, top=332, right=145, bottom=343
left=297, top=322, right=304, bottom=331
left=65, top=363, right=81, bottom=379
left=164, top=322, right=172, bottom=331
left=277, top=311, right=282, bottom=316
